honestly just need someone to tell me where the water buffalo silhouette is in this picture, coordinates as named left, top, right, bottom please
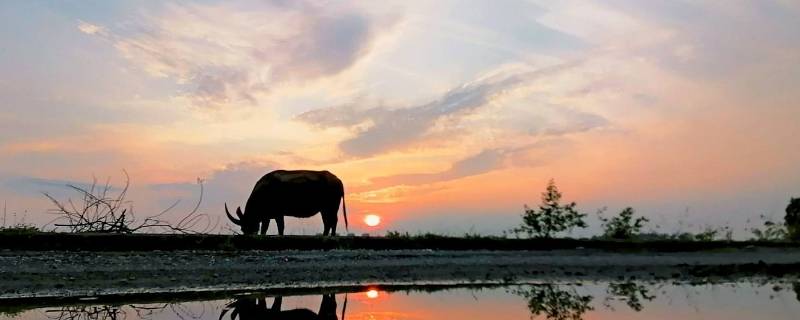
left=226, top=170, right=348, bottom=235
left=219, top=294, right=340, bottom=320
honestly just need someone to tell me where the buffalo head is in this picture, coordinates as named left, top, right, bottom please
left=225, top=203, right=259, bottom=235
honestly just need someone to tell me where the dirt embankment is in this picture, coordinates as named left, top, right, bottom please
left=2, top=247, right=800, bottom=299
left=1, top=233, right=799, bottom=251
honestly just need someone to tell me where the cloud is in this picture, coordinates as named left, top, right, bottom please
left=297, top=62, right=583, bottom=157
left=349, top=184, right=446, bottom=204
left=83, top=1, right=395, bottom=109
left=1, top=175, right=123, bottom=200
left=368, top=149, right=507, bottom=188
left=77, top=20, right=106, bottom=35
left=539, top=107, right=609, bottom=136
left=362, top=140, right=563, bottom=191
left=148, top=160, right=279, bottom=213
left=536, top=1, right=800, bottom=82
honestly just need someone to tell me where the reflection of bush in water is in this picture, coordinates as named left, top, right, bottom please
left=43, top=303, right=207, bottom=320
left=513, top=285, right=593, bottom=320
left=604, top=282, right=655, bottom=311
left=45, top=305, right=124, bottom=320
left=794, top=282, right=800, bottom=302
left=0, top=305, right=29, bottom=317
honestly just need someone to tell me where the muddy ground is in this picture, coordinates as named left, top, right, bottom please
left=2, top=247, right=800, bottom=299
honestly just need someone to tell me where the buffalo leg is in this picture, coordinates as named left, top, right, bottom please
left=322, top=214, right=331, bottom=236
left=260, top=219, right=270, bottom=235
left=322, top=209, right=338, bottom=236
left=257, top=297, right=268, bottom=312
left=329, top=215, right=338, bottom=236
left=328, top=203, right=340, bottom=236
left=271, top=296, right=282, bottom=311
left=276, top=216, right=285, bottom=236
left=319, top=294, right=337, bottom=319
left=322, top=220, right=330, bottom=236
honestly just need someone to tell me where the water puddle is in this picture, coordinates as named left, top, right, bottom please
left=3, top=281, right=799, bottom=319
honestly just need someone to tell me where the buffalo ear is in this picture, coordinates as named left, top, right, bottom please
left=225, top=203, right=241, bottom=225
left=236, top=206, right=245, bottom=219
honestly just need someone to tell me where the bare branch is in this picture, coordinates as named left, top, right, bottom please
left=45, top=171, right=211, bottom=234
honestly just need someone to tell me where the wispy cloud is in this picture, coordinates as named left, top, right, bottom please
left=367, top=148, right=508, bottom=188
left=148, top=160, right=279, bottom=211
left=80, top=1, right=397, bottom=109
left=297, top=62, right=587, bottom=157
left=77, top=20, right=106, bottom=36
left=361, top=139, right=568, bottom=192
left=2, top=176, right=120, bottom=197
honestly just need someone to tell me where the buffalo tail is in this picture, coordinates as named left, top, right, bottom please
left=342, top=194, right=349, bottom=232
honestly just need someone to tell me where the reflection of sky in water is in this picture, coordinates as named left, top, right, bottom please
left=5, top=282, right=800, bottom=320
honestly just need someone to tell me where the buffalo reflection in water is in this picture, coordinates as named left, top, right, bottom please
left=219, top=294, right=341, bottom=320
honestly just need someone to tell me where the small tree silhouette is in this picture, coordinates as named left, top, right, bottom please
left=793, top=282, right=800, bottom=302
left=513, top=284, right=593, bottom=320
left=603, top=282, right=655, bottom=311
left=514, top=179, right=586, bottom=239
left=599, top=207, right=648, bottom=240
left=749, top=215, right=787, bottom=241
left=785, top=197, right=800, bottom=241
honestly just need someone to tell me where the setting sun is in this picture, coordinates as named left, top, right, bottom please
left=364, top=214, right=381, bottom=227
left=366, top=289, right=379, bottom=299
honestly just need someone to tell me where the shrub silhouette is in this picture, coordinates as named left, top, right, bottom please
left=794, top=282, right=800, bottom=302
left=515, top=179, right=586, bottom=239
left=786, top=197, right=800, bottom=241
left=514, top=284, right=593, bottom=320
left=599, top=207, right=648, bottom=240
left=604, top=282, right=655, bottom=311
left=749, top=215, right=787, bottom=241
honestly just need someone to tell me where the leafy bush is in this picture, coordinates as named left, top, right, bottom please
left=0, top=305, right=27, bottom=317
left=749, top=216, right=788, bottom=241
left=385, top=230, right=410, bottom=239
left=384, top=231, right=445, bottom=240
left=463, top=232, right=483, bottom=239
left=0, top=224, right=39, bottom=235
left=599, top=207, right=648, bottom=240
left=693, top=225, right=733, bottom=241
left=514, top=285, right=593, bottom=320
left=786, top=197, right=800, bottom=240
left=635, top=232, right=693, bottom=241
left=1, top=206, right=39, bottom=234
left=604, top=282, right=655, bottom=311
left=514, top=179, right=587, bottom=239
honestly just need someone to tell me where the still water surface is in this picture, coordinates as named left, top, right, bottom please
left=4, top=281, right=800, bottom=319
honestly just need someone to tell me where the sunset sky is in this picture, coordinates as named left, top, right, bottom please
left=1, top=1, right=798, bottom=236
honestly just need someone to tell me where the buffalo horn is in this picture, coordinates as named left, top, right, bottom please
left=225, top=203, right=241, bottom=225
left=218, top=308, right=230, bottom=320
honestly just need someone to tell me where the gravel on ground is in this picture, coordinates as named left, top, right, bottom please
left=2, top=248, right=800, bottom=299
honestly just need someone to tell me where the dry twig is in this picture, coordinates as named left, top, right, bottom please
left=44, top=171, right=217, bottom=234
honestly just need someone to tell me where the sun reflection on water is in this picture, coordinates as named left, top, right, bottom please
left=8, top=282, right=800, bottom=320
